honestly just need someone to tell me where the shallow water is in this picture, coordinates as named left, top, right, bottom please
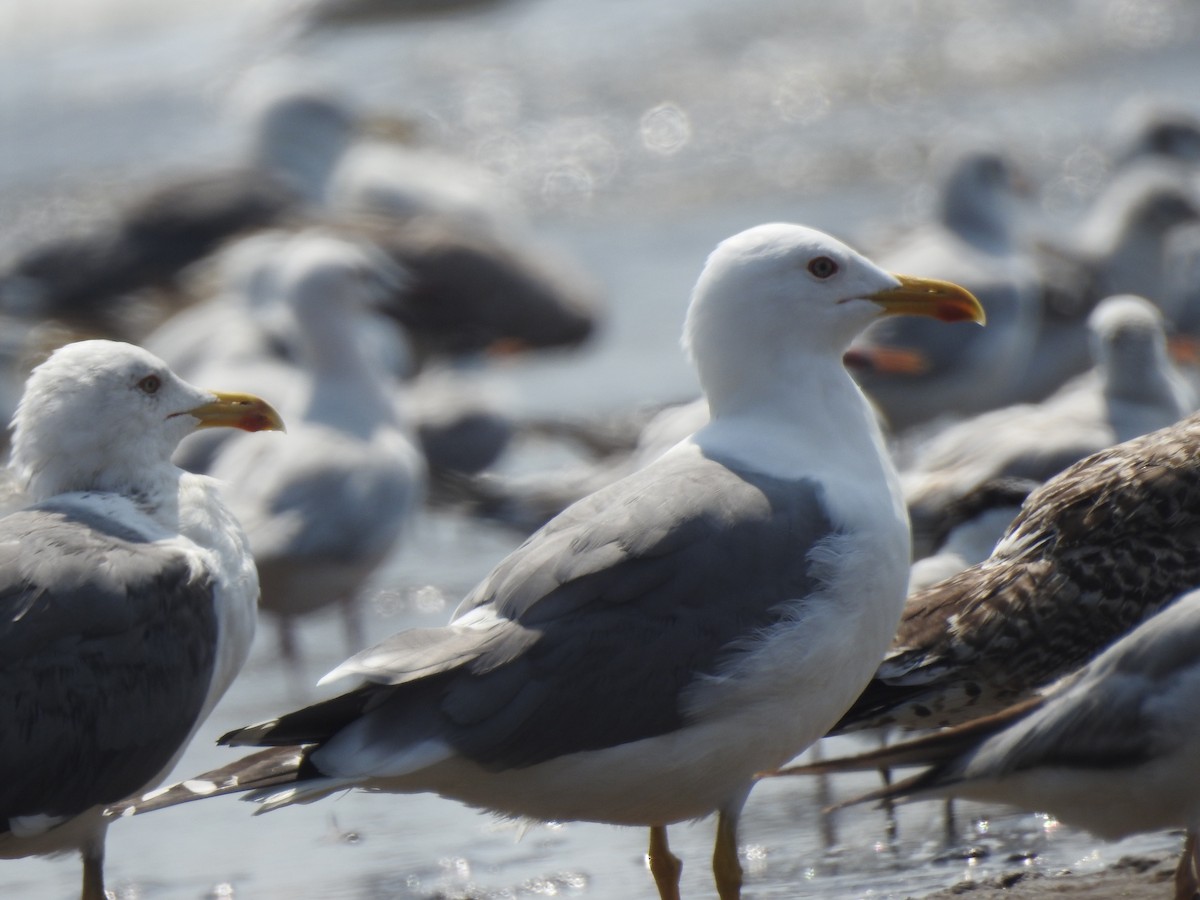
left=2, top=0, right=1200, bottom=896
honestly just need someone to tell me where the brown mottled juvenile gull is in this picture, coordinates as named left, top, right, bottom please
left=776, top=586, right=1200, bottom=900
left=0, top=340, right=283, bottom=900
left=107, top=223, right=982, bottom=900
left=833, top=409, right=1200, bottom=737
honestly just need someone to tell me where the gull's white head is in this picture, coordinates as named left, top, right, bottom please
left=1087, top=294, right=1189, bottom=413
left=9, top=340, right=284, bottom=501
left=682, top=223, right=983, bottom=411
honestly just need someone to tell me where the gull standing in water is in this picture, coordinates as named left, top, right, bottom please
left=0, top=341, right=283, bottom=899
left=203, top=232, right=428, bottom=675
left=110, top=224, right=982, bottom=900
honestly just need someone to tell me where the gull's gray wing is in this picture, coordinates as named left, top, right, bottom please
left=219, top=429, right=420, bottom=564
left=233, top=448, right=842, bottom=769
left=0, top=501, right=217, bottom=827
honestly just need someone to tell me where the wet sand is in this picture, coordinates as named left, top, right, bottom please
left=919, top=852, right=1182, bottom=899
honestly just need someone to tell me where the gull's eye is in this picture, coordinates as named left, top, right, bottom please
left=807, top=256, right=838, bottom=279
left=138, top=374, right=162, bottom=395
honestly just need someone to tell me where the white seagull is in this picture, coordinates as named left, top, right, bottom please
left=203, top=232, right=428, bottom=674
left=0, top=340, right=283, bottom=900
left=775, top=586, right=1200, bottom=900
left=108, top=223, right=982, bottom=900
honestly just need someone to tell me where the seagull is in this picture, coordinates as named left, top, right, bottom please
left=1106, top=101, right=1200, bottom=171
left=1017, top=166, right=1200, bottom=404
left=1, top=82, right=600, bottom=360
left=202, top=232, right=428, bottom=674
left=0, top=340, right=283, bottom=900
left=239, top=80, right=601, bottom=360
left=107, top=223, right=982, bottom=900
left=773, top=586, right=1200, bottom=900
left=833, top=409, right=1200, bottom=737
left=0, top=172, right=298, bottom=339
left=848, top=145, right=1040, bottom=431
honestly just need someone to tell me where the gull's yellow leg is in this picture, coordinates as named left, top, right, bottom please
left=647, top=825, right=683, bottom=900
left=713, top=808, right=744, bottom=900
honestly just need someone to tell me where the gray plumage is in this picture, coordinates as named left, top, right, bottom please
left=0, top=502, right=217, bottom=826
left=297, top=454, right=834, bottom=768
left=146, top=452, right=837, bottom=778
left=850, top=146, right=1040, bottom=430
left=107, top=222, right=979, bottom=900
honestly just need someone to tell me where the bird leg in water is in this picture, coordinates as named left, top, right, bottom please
left=808, top=742, right=840, bottom=850
left=1174, top=831, right=1200, bottom=900
left=942, top=797, right=959, bottom=847
left=338, top=591, right=366, bottom=655
left=877, top=767, right=899, bottom=844
left=713, top=807, right=744, bottom=900
left=81, top=843, right=107, bottom=900
left=647, top=825, right=682, bottom=900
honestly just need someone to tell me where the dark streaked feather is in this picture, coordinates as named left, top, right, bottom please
left=836, top=413, right=1200, bottom=733
left=781, top=696, right=1048, bottom=780
left=106, top=746, right=307, bottom=818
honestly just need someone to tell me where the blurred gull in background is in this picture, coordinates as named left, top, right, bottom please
left=902, top=293, right=1196, bottom=562
left=847, top=145, right=1040, bottom=432
left=1019, top=167, right=1200, bottom=404
left=0, top=79, right=602, bottom=369
left=194, top=231, right=428, bottom=677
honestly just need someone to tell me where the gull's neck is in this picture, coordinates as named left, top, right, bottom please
left=21, top=449, right=177, bottom=508
left=697, top=350, right=891, bottom=484
left=294, top=307, right=400, bottom=435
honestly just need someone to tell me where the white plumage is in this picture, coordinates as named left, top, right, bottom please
left=111, top=224, right=982, bottom=900
left=0, top=340, right=283, bottom=900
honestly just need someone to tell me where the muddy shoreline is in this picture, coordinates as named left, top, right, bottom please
left=917, top=851, right=1181, bottom=899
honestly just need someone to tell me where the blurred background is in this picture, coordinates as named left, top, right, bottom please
left=3, top=0, right=1200, bottom=897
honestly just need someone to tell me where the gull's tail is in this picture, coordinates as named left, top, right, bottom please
left=763, top=694, right=1045, bottom=810
left=104, top=746, right=310, bottom=819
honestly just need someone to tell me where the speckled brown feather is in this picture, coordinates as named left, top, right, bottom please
left=835, top=411, right=1200, bottom=732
